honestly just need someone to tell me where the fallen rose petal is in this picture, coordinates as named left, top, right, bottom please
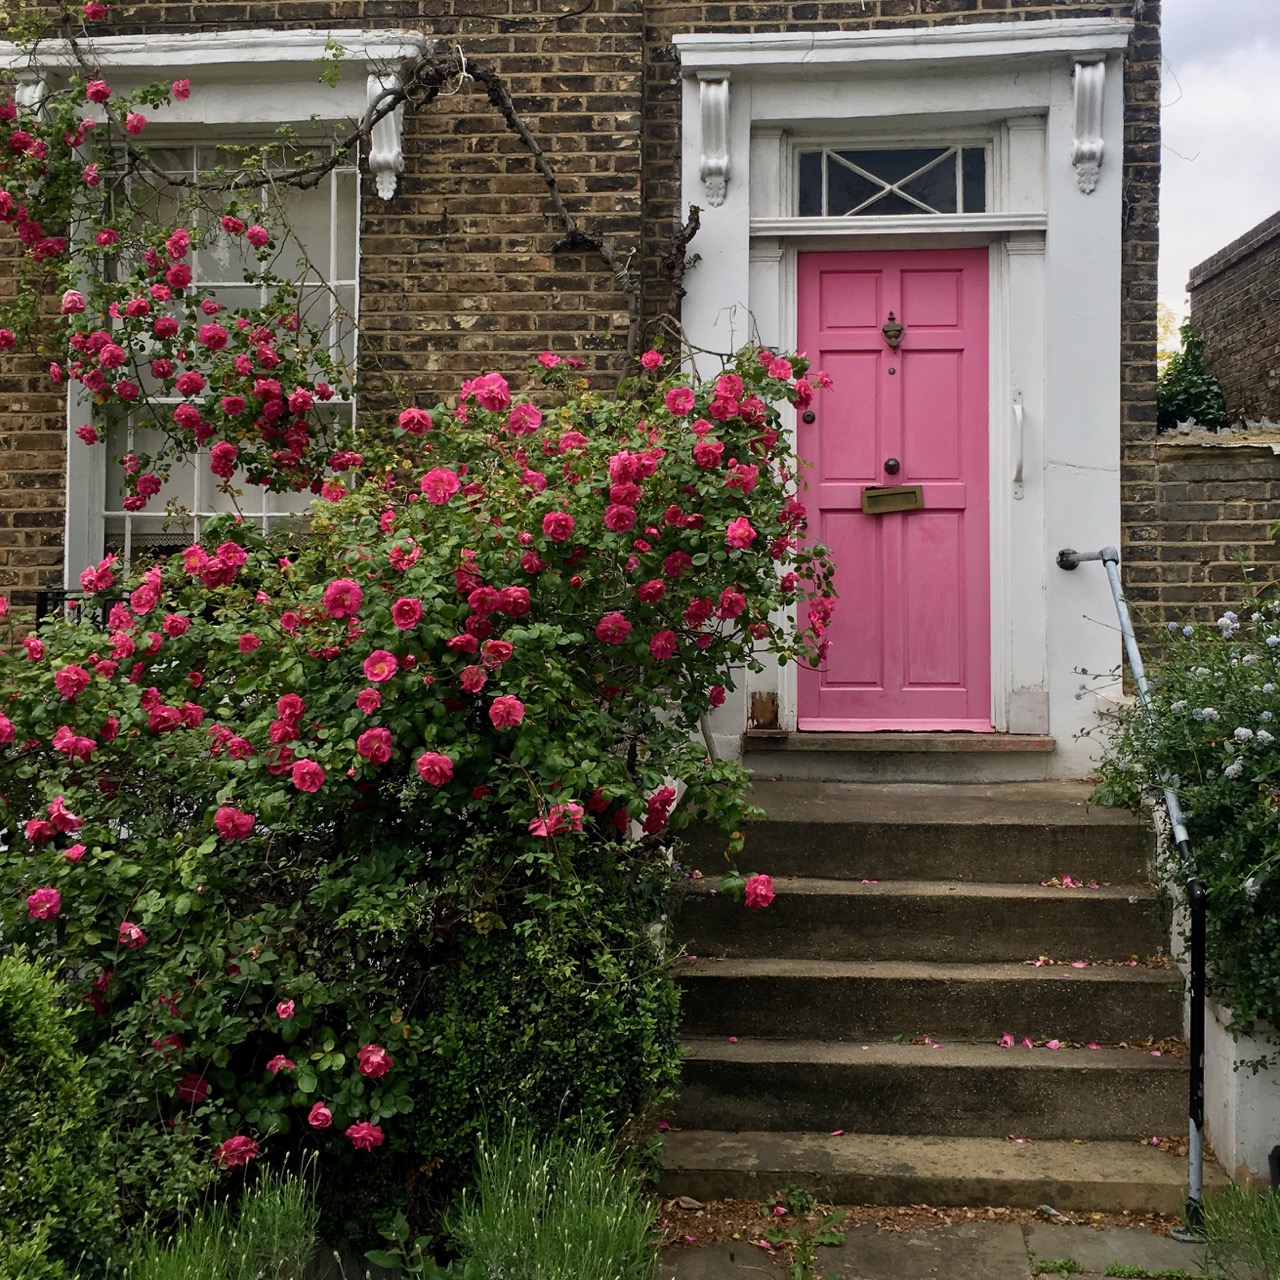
left=1071, top=960, right=1088, bottom=968
left=1086, top=1042, right=1102, bottom=1050
left=1022, top=1037, right=1035, bottom=1049
left=682, top=1234, right=698, bottom=1244
left=1046, top=1039, right=1062, bottom=1050
left=1150, top=1049, right=1162, bottom=1057
left=830, top=1128, right=845, bottom=1136
left=999, top=1033, right=1015, bottom=1048
left=728, top=1036, right=738, bottom=1043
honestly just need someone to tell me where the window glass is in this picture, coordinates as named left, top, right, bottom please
left=797, top=146, right=987, bottom=217
left=91, top=145, right=358, bottom=565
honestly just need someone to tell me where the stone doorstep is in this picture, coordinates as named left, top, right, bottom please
left=743, top=732, right=1057, bottom=754
left=657, top=1222, right=1209, bottom=1279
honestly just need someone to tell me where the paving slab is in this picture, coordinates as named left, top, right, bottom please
left=659, top=1221, right=1211, bottom=1280
left=1023, top=1223, right=1205, bottom=1276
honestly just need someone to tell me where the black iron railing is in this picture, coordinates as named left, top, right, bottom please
left=1058, top=545, right=1206, bottom=1237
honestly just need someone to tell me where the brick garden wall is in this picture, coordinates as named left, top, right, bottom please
left=0, top=0, right=1162, bottom=602
left=1127, top=437, right=1280, bottom=620
left=1187, top=209, right=1280, bottom=423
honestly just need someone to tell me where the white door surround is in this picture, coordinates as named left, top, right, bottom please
left=675, top=19, right=1134, bottom=779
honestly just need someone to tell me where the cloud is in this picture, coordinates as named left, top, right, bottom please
left=1162, top=0, right=1279, bottom=68
left=1159, top=40, right=1280, bottom=309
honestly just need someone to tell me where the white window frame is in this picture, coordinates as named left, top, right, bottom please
left=0, top=28, right=425, bottom=582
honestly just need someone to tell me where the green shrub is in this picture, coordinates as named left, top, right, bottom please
left=1195, top=1184, right=1280, bottom=1280
left=125, top=1166, right=319, bottom=1280
left=1156, top=321, right=1230, bottom=432
left=443, top=1127, right=657, bottom=1280
left=0, top=951, right=118, bottom=1280
left=316, top=852, right=680, bottom=1243
left=1093, top=601, right=1280, bottom=1040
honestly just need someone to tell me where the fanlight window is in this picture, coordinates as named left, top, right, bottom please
left=798, top=146, right=987, bottom=217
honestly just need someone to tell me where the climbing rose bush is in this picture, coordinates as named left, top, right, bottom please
left=0, top=348, right=835, bottom=1215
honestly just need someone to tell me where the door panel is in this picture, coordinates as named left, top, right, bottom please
left=796, top=248, right=991, bottom=731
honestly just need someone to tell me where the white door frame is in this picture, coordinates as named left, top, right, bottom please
left=677, top=20, right=1131, bottom=777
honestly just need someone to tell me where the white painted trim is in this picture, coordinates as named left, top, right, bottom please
left=675, top=19, right=1133, bottom=73
left=0, top=29, right=425, bottom=73
left=751, top=213, right=1048, bottom=238
left=1070, top=60, right=1108, bottom=194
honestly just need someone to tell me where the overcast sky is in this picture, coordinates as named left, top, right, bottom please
left=1160, top=0, right=1280, bottom=314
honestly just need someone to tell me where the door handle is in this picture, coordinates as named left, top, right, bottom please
left=1012, top=393, right=1025, bottom=501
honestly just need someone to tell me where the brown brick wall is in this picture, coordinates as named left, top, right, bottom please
left=1129, top=439, right=1280, bottom=618
left=0, top=0, right=1161, bottom=600
left=1187, top=209, right=1280, bottom=423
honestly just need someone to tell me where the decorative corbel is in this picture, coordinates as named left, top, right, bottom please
left=366, top=66, right=406, bottom=201
left=1070, top=60, right=1106, bottom=195
left=697, top=73, right=731, bottom=208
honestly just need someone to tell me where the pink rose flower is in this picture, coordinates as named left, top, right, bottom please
left=26, top=888, right=61, bottom=920
left=665, top=386, right=695, bottom=415
left=416, top=751, right=453, bottom=787
left=308, top=1101, right=333, bottom=1129
left=356, top=688, right=381, bottom=714
left=176, top=1074, right=208, bottom=1104
left=171, top=79, right=191, bottom=100
left=124, top=112, right=147, bottom=136
left=60, top=289, right=87, bottom=314
left=118, top=920, right=147, bottom=950
left=85, top=79, right=111, bottom=104
left=291, top=759, right=325, bottom=792
left=356, top=1044, right=393, bottom=1079
left=420, top=467, right=461, bottom=505
left=506, top=401, right=542, bottom=434
left=489, top=695, right=525, bottom=729
left=398, top=407, right=433, bottom=434
left=459, top=665, right=487, bottom=693
left=214, top=807, right=255, bottom=840
left=64, top=844, right=86, bottom=863
left=323, top=578, right=363, bottom=619
left=468, top=371, right=511, bottom=411
left=214, top=1135, right=259, bottom=1168
left=346, top=1121, right=385, bottom=1151
left=196, top=323, right=229, bottom=350
left=541, top=511, right=575, bottom=542
left=649, top=630, right=677, bottom=662
left=277, top=1000, right=295, bottom=1019
left=640, top=349, right=663, bottom=370
left=595, top=612, right=632, bottom=645
left=238, top=632, right=261, bottom=653
left=265, top=1054, right=295, bottom=1076
left=744, top=873, right=775, bottom=910
left=725, top=517, right=758, bottom=550
left=53, top=664, right=91, bottom=700
left=246, top=225, right=269, bottom=247
left=363, top=649, right=398, bottom=683
left=391, top=597, right=422, bottom=630
left=356, top=727, right=393, bottom=765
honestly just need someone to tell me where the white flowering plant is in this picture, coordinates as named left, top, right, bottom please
left=1094, top=600, right=1280, bottom=1042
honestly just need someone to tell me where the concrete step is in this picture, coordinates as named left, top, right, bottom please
left=743, top=731, right=1058, bottom=783
left=678, top=958, right=1183, bottom=1043
left=658, top=1130, right=1225, bottom=1215
left=687, top=780, right=1152, bottom=883
left=672, top=1039, right=1187, bottom=1139
left=677, top=878, right=1166, bottom=963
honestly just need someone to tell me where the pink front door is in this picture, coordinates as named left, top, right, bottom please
left=796, top=249, right=991, bottom=731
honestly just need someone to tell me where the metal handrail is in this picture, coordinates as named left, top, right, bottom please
left=1058, top=545, right=1205, bottom=1238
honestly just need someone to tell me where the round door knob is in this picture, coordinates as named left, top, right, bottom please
left=884, top=457, right=900, bottom=475
left=801, top=410, right=816, bottom=424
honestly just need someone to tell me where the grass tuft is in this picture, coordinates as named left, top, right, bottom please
left=125, top=1166, right=318, bottom=1280
left=446, top=1127, right=656, bottom=1280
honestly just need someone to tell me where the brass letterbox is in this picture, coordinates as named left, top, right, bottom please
left=860, top=484, right=924, bottom=515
